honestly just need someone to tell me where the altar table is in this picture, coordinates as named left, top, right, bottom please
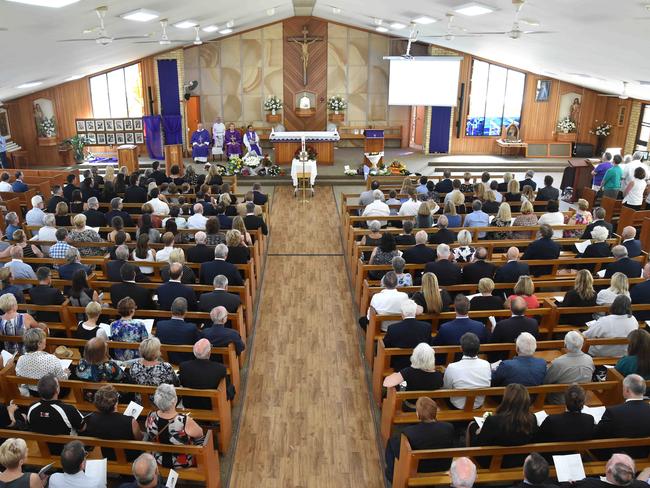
left=269, top=131, right=340, bottom=165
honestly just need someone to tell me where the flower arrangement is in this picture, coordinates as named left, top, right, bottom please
left=267, top=164, right=282, bottom=176
left=556, top=117, right=577, bottom=134
left=293, top=146, right=318, bottom=161
left=261, top=154, right=273, bottom=167
left=263, top=96, right=282, bottom=114
left=327, top=95, right=347, bottom=113
left=344, top=166, right=358, bottom=176
left=590, top=120, right=612, bottom=138
left=38, top=117, right=57, bottom=138
left=242, top=154, right=261, bottom=168
left=389, top=160, right=409, bottom=175
left=61, top=134, right=87, bottom=162
left=226, top=155, right=243, bottom=175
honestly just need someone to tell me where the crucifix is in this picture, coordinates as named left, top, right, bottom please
left=287, top=26, right=323, bottom=86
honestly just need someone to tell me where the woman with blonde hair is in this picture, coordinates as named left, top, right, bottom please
left=68, top=214, right=105, bottom=256
left=482, top=190, right=499, bottom=214
left=505, top=178, right=521, bottom=202
left=453, top=229, right=475, bottom=263
left=205, top=164, right=223, bottom=187
left=220, top=193, right=237, bottom=216
left=54, top=201, right=71, bottom=227
left=226, top=229, right=250, bottom=264
left=232, top=216, right=253, bottom=246
left=400, top=176, right=415, bottom=199
left=521, top=185, right=535, bottom=203
left=597, top=272, right=630, bottom=307
left=411, top=272, right=451, bottom=314
left=470, top=278, right=505, bottom=311
left=443, top=200, right=462, bottom=227
left=0, top=229, right=43, bottom=259
left=473, top=182, right=487, bottom=202
left=0, top=438, right=45, bottom=487
left=161, top=248, right=196, bottom=284
left=565, top=198, right=593, bottom=238
left=560, top=269, right=597, bottom=325
left=75, top=301, right=108, bottom=341
left=460, top=172, right=474, bottom=193
left=0, top=294, right=38, bottom=355
left=507, top=275, right=539, bottom=309
left=415, top=202, right=433, bottom=228
left=104, top=165, right=115, bottom=184
left=489, top=202, right=513, bottom=240
left=512, top=199, right=538, bottom=239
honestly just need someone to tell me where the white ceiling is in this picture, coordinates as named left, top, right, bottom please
left=2, top=0, right=650, bottom=103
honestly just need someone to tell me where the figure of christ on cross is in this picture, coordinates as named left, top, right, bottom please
left=287, top=26, right=323, bottom=86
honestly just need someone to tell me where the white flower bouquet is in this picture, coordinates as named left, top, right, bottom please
left=590, top=121, right=612, bottom=137
left=243, top=154, right=261, bottom=168
left=263, top=96, right=282, bottom=113
left=327, top=95, right=347, bottom=112
left=556, top=116, right=576, bottom=134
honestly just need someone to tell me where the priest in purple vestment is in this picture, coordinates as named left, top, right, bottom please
left=224, top=123, right=243, bottom=158
left=243, top=125, right=262, bottom=156
left=191, top=123, right=211, bottom=163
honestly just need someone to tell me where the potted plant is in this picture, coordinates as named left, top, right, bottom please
left=264, top=96, right=283, bottom=123
left=328, top=95, right=347, bottom=122
left=61, top=134, right=88, bottom=163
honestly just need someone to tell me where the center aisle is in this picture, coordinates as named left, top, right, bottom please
left=229, top=186, right=384, bottom=487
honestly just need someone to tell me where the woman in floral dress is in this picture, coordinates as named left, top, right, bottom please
left=110, top=297, right=148, bottom=361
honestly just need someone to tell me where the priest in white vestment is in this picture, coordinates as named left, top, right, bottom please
left=212, top=117, right=226, bottom=160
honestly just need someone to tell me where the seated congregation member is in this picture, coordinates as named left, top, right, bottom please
left=200, top=244, right=244, bottom=286
left=488, top=202, right=513, bottom=240
left=180, top=339, right=233, bottom=409
left=434, top=295, right=488, bottom=345
left=0, top=293, right=38, bottom=354
left=435, top=171, right=453, bottom=193
left=106, top=197, right=134, bottom=227
left=519, top=170, right=537, bottom=190
left=395, top=220, right=416, bottom=245
left=0, top=229, right=43, bottom=260
left=362, top=189, right=390, bottom=225
left=48, top=441, right=104, bottom=488
left=75, top=302, right=108, bottom=340
left=226, top=229, right=251, bottom=265
left=560, top=269, right=598, bottom=325
left=186, top=231, right=214, bottom=264
left=565, top=198, right=593, bottom=238
left=10, top=172, right=27, bottom=193
left=68, top=269, right=99, bottom=308
left=580, top=225, right=611, bottom=259
left=383, top=301, right=432, bottom=370
left=111, top=264, right=156, bottom=310
left=621, top=226, right=642, bottom=258
left=157, top=263, right=197, bottom=311
left=538, top=384, right=595, bottom=442
left=47, top=184, right=66, bottom=212
left=368, top=233, right=400, bottom=280
left=398, top=189, right=421, bottom=217
left=522, top=224, right=560, bottom=276
left=33, top=214, right=57, bottom=254
left=243, top=202, right=268, bottom=235
left=507, top=275, right=540, bottom=310
left=442, top=332, right=492, bottom=409
left=119, top=453, right=163, bottom=488
left=415, top=202, right=433, bottom=228
left=160, top=249, right=196, bottom=284
left=494, top=246, right=530, bottom=286
left=110, top=297, right=149, bottom=361
left=383, top=343, right=442, bottom=394
left=68, top=214, right=106, bottom=257
left=481, top=190, right=499, bottom=214
left=490, top=297, right=538, bottom=348
left=146, top=188, right=170, bottom=217
left=108, top=245, right=148, bottom=283
left=27, top=375, right=85, bottom=455
left=129, top=337, right=179, bottom=389
left=360, top=221, right=382, bottom=260
left=581, top=207, right=613, bottom=239
left=3, top=246, right=36, bottom=287
left=144, top=384, right=204, bottom=469
left=187, top=203, right=208, bottom=229
left=199, top=275, right=241, bottom=313
left=384, top=397, right=454, bottom=482
left=202, top=306, right=245, bottom=355
left=359, top=181, right=381, bottom=206
left=206, top=216, right=226, bottom=246
left=155, top=233, right=176, bottom=264
left=16, top=328, right=68, bottom=395
left=462, top=247, right=495, bottom=284
left=430, top=214, right=457, bottom=244
left=453, top=230, right=475, bottom=263
left=492, top=332, right=546, bottom=386
left=136, top=214, right=161, bottom=243
left=233, top=216, right=253, bottom=246
left=402, top=230, right=436, bottom=264
left=3, top=212, right=20, bottom=241
left=363, top=271, right=410, bottom=332
left=616, top=329, right=650, bottom=379
left=597, top=272, right=630, bottom=307
left=108, top=231, right=128, bottom=259
left=536, top=175, right=560, bottom=202
left=0, top=268, right=23, bottom=303
left=0, top=437, right=46, bottom=488
left=630, top=264, right=650, bottom=320
left=155, top=298, right=200, bottom=364
left=462, top=200, right=489, bottom=238
left=470, top=278, right=505, bottom=311
left=511, top=453, right=557, bottom=488
left=544, top=331, right=595, bottom=403
left=605, top=245, right=642, bottom=279
left=29, top=267, right=65, bottom=322
left=83, top=197, right=106, bottom=227
left=584, top=295, right=638, bottom=357
left=392, top=256, right=412, bottom=287
left=512, top=199, right=538, bottom=239
left=75, top=337, right=123, bottom=388
left=579, top=454, right=647, bottom=488
left=424, top=243, right=462, bottom=286
left=252, top=183, right=268, bottom=205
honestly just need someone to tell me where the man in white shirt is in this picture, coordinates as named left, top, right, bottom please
left=443, top=332, right=492, bottom=409
left=155, top=232, right=175, bottom=262
left=146, top=188, right=170, bottom=217
left=4, top=246, right=36, bottom=289
left=49, top=440, right=105, bottom=488
left=362, top=189, right=390, bottom=227
left=25, top=195, right=45, bottom=226
left=398, top=189, right=420, bottom=217
left=536, top=200, right=565, bottom=239
left=367, top=271, right=410, bottom=331
left=34, top=213, right=57, bottom=254
left=0, top=172, right=12, bottom=192
left=187, top=203, right=208, bottom=229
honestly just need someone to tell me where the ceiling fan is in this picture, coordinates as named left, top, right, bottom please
left=134, top=19, right=191, bottom=46
left=58, top=6, right=149, bottom=46
left=598, top=81, right=630, bottom=100
left=420, top=13, right=480, bottom=41
left=464, top=0, right=554, bottom=40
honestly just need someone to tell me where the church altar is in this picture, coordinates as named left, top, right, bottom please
left=269, top=130, right=340, bottom=165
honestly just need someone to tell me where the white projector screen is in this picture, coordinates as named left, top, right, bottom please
left=388, top=57, right=462, bottom=106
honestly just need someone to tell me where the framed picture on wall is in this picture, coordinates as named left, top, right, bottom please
left=87, top=133, right=97, bottom=144
left=97, top=133, right=106, bottom=145
left=536, top=80, right=551, bottom=102
left=76, top=120, right=86, bottom=132
left=104, top=120, right=114, bottom=131
left=86, top=120, right=96, bottom=131
left=78, top=133, right=86, bottom=141
left=115, top=120, right=124, bottom=131
left=95, top=120, right=105, bottom=131
left=617, top=105, right=627, bottom=127
left=106, top=133, right=116, bottom=145
left=133, top=119, right=143, bottom=131
left=125, top=132, right=135, bottom=144
left=135, top=133, right=144, bottom=144
left=124, top=119, right=134, bottom=130
left=115, top=133, right=125, bottom=144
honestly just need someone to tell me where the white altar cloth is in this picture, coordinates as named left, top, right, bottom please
left=291, top=158, right=317, bottom=187
left=270, top=130, right=340, bottom=142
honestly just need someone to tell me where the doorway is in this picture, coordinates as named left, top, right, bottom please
left=409, top=106, right=425, bottom=150
left=185, top=96, right=201, bottom=150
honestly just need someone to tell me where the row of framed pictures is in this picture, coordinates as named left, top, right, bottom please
left=80, top=132, right=144, bottom=145
left=76, top=118, right=143, bottom=132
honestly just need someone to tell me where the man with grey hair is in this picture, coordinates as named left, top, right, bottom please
left=187, top=203, right=208, bottom=229
left=26, top=195, right=45, bottom=226
left=424, top=243, right=462, bottom=286
left=519, top=169, right=537, bottom=190
left=83, top=196, right=107, bottom=227
left=606, top=244, right=642, bottom=279
left=362, top=189, right=390, bottom=227
left=179, top=338, right=235, bottom=408
left=202, top=306, right=245, bottom=356
left=430, top=214, right=457, bottom=244
left=186, top=231, right=214, bottom=264
left=582, top=207, right=613, bottom=239
left=4, top=245, right=36, bottom=289
left=577, top=453, right=648, bottom=488
left=3, top=212, right=20, bottom=240
left=621, top=225, right=642, bottom=258
left=463, top=200, right=489, bottom=238
left=364, top=271, right=410, bottom=331
left=243, top=202, right=268, bottom=235
left=157, top=262, right=197, bottom=311
left=492, top=332, right=546, bottom=386
left=35, top=213, right=57, bottom=254
left=155, top=297, right=199, bottom=364
left=402, top=230, right=436, bottom=265
left=199, top=274, right=241, bottom=313
left=107, top=244, right=147, bottom=283
left=200, top=243, right=243, bottom=286
left=395, top=219, right=416, bottom=245
left=106, top=197, right=133, bottom=227
left=118, top=453, right=161, bottom=488
left=543, top=330, right=595, bottom=403
left=383, top=299, right=432, bottom=370
left=450, top=457, right=477, bottom=488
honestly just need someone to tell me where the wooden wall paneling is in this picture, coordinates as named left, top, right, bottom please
left=282, top=17, right=327, bottom=132
left=140, top=56, right=159, bottom=116
left=603, top=98, right=633, bottom=149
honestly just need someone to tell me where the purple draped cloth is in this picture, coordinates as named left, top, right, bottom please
left=225, top=130, right=242, bottom=157
left=162, top=115, right=183, bottom=145
left=142, top=115, right=163, bottom=160
left=191, top=129, right=211, bottom=160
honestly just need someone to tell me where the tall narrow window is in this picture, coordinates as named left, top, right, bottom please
left=90, top=64, right=144, bottom=118
left=635, top=104, right=650, bottom=151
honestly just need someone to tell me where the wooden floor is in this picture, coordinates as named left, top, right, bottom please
left=229, top=186, right=384, bottom=487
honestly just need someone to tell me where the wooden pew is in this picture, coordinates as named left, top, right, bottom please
left=616, top=206, right=650, bottom=234
left=600, top=196, right=622, bottom=225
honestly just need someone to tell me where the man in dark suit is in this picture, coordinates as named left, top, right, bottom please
left=605, top=245, right=642, bottom=279
left=462, top=247, right=496, bottom=284
left=434, top=170, right=453, bottom=194
left=199, top=244, right=244, bottom=286
left=29, top=267, right=65, bottom=322
left=149, top=161, right=170, bottom=186
left=535, top=175, right=560, bottom=202
left=522, top=224, right=560, bottom=276
left=216, top=205, right=232, bottom=230
left=243, top=202, right=268, bottom=235
left=63, top=174, right=78, bottom=202
left=621, top=226, right=642, bottom=258
left=107, top=245, right=148, bottom=283
left=58, top=248, right=92, bottom=281
left=157, top=263, right=197, bottom=311
left=428, top=215, right=457, bottom=245
left=186, top=232, right=215, bottom=264
left=494, top=247, right=530, bottom=285
left=202, top=306, right=246, bottom=355
left=518, top=170, right=537, bottom=191
left=83, top=197, right=107, bottom=227
left=105, top=197, right=134, bottom=227
left=394, top=220, right=416, bottom=245
left=434, top=295, right=489, bottom=345
left=179, top=338, right=234, bottom=409
left=581, top=207, right=614, bottom=239
left=489, top=297, right=538, bottom=359
left=383, top=300, right=432, bottom=370
left=124, top=173, right=148, bottom=204
left=537, top=384, right=595, bottom=442
left=424, top=243, right=462, bottom=286
left=110, top=264, right=156, bottom=310
left=492, top=332, right=546, bottom=386
left=509, top=453, right=558, bottom=488
left=574, top=453, right=648, bottom=488
left=252, top=183, right=268, bottom=205
left=155, top=297, right=199, bottom=364
left=198, top=274, right=241, bottom=313
left=631, top=264, right=650, bottom=321
left=402, top=231, right=436, bottom=264
left=46, top=185, right=66, bottom=214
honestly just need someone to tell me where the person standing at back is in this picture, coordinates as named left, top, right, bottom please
left=601, top=154, right=623, bottom=199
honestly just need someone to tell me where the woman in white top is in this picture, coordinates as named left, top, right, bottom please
left=453, top=229, right=475, bottom=263
left=622, top=166, right=647, bottom=211
left=132, top=233, right=156, bottom=275
left=15, top=328, right=68, bottom=395
left=596, top=272, right=630, bottom=307
left=583, top=295, right=638, bottom=357
left=536, top=200, right=565, bottom=239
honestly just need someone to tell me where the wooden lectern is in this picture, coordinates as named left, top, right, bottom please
left=164, top=144, right=184, bottom=176
left=364, top=129, right=384, bottom=166
left=117, top=145, right=139, bottom=173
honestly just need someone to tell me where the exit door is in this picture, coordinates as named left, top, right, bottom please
left=186, top=96, right=201, bottom=150
left=410, top=106, right=425, bottom=150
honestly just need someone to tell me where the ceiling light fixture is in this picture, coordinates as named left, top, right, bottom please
left=6, top=0, right=79, bottom=7
left=375, top=26, right=389, bottom=32
left=193, top=26, right=202, bottom=45
left=413, top=16, right=436, bottom=24
left=219, top=28, right=233, bottom=35
left=120, top=9, right=159, bottom=22
left=16, top=81, right=43, bottom=89
left=454, top=2, right=495, bottom=16
left=390, top=22, right=406, bottom=29
left=226, top=20, right=235, bottom=28
left=266, top=7, right=275, bottom=15
left=173, top=20, right=198, bottom=29
left=374, top=18, right=383, bottom=25
left=202, top=25, right=219, bottom=33
left=332, top=7, right=341, bottom=14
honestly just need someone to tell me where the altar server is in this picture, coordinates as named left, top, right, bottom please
left=191, top=123, right=211, bottom=164
left=243, top=125, right=262, bottom=156
left=212, top=117, right=226, bottom=161
left=224, top=123, right=243, bottom=158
